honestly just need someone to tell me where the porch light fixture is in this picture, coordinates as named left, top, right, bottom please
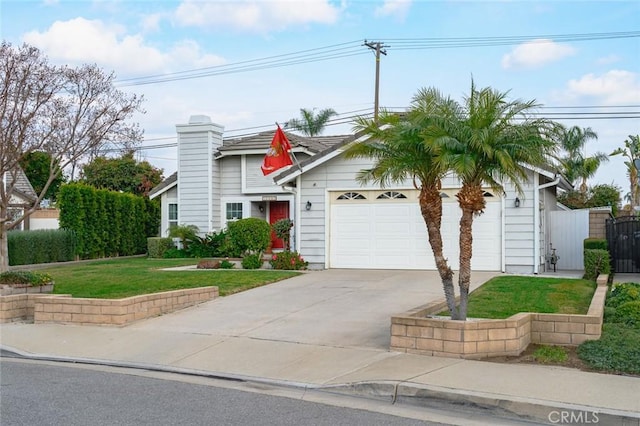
left=305, top=201, right=312, bottom=211
left=258, top=204, right=265, bottom=213
left=514, top=197, right=521, bottom=208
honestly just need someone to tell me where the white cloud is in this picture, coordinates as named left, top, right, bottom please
left=501, top=39, right=575, bottom=69
left=596, top=54, right=621, bottom=65
left=174, top=0, right=342, bottom=33
left=374, top=0, right=412, bottom=20
left=565, top=70, right=640, bottom=105
left=21, top=18, right=225, bottom=75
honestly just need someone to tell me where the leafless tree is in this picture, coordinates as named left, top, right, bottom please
left=0, top=42, right=144, bottom=271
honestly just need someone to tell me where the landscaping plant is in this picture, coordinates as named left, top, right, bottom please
left=578, top=282, right=640, bottom=375
left=270, top=251, right=308, bottom=270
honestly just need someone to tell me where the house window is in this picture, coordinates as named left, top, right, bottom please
left=168, top=203, right=178, bottom=229
left=377, top=191, right=407, bottom=200
left=337, top=192, right=366, bottom=200
left=226, top=202, right=243, bottom=221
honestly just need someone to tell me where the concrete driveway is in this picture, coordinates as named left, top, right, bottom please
left=129, top=269, right=500, bottom=350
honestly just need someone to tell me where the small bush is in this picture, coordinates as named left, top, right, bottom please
left=607, top=282, right=640, bottom=308
left=219, top=259, right=235, bottom=269
left=612, top=301, right=640, bottom=327
left=241, top=254, right=263, bottom=270
left=583, top=249, right=610, bottom=281
left=228, top=218, right=271, bottom=256
left=270, top=251, right=308, bottom=270
left=147, top=237, right=174, bottom=258
left=583, top=238, right=607, bottom=250
left=272, top=218, right=293, bottom=250
left=0, top=271, right=53, bottom=286
left=187, top=230, right=230, bottom=258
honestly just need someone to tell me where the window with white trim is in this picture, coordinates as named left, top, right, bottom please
left=168, top=203, right=178, bottom=229
left=226, top=202, right=243, bottom=221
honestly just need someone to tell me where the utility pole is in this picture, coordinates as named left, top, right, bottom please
left=364, top=40, right=388, bottom=122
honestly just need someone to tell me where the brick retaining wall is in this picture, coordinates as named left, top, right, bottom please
left=0, top=287, right=218, bottom=326
left=390, top=276, right=607, bottom=359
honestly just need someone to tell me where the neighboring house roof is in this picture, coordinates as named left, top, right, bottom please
left=149, top=171, right=177, bottom=200
left=215, top=130, right=348, bottom=158
left=7, top=168, right=37, bottom=203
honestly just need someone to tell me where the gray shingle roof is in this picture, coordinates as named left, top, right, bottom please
left=149, top=171, right=177, bottom=198
left=8, top=168, right=37, bottom=203
left=216, top=130, right=348, bottom=155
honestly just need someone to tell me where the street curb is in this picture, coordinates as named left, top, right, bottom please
left=3, top=345, right=638, bottom=426
left=321, top=381, right=640, bottom=426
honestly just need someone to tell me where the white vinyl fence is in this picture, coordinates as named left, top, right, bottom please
left=548, top=209, right=590, bottom=270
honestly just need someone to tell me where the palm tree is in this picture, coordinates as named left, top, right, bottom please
left=345, top=89, right=460, bottom=318
left=426, top=82, right=557, bottom=320
left=555, top=126, right=608, bottom=193
left=286, top=108, right=337, bottom=136
left=611, top=134, right=640, bottom=208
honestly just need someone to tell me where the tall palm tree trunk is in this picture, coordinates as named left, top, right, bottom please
left=419, top=186, right=457, bottom=319
left=456, top=184, right=485, bottom=321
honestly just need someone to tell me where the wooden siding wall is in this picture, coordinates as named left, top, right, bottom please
left=502, top=174, right=536, bottom=274
left=176, top=120, right=223, bottom=234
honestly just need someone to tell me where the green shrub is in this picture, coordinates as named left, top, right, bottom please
left=612, top=301, right=640, bottom=327
left=578, top=324, right=640, bottom=374
left=147, top=237, right=174, bottom=258
left=227, top=218, right=271, bottom=256
left=167, top=224, right=199, bottom=250
left=607, top=282, right=640, bottom=308
left=583, top=238, right=607, bottom=250
left=219, top=259, right=235, bottom=269
left=583, top=249, right=611, bottom=281
left=241, top=253, right=263, bottom=269
left=0, top=270, right=53, bottom=286
left=8, top=229, right=76, bottom=266
left=58, top=183, right=151, bottom=259
left=186, top=230, right=231, bottom=258
left=270, top=251, right=308, bottom=270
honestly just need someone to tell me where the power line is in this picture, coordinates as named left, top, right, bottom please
left=114, top=30, right=639, bottom=87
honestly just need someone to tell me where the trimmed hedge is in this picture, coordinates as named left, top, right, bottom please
left=7, top=229, right=76, bottom=266
left=58, top=183, right=157, bottom=259
left=583, top=249, right=611, bottom=281
left=584, top=238, right=607, bottom=250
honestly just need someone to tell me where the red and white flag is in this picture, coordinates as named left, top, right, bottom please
left=261, top=125, right=293, bottom=176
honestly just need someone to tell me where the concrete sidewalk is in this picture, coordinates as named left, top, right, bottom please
left=1, top=269, right=639, bottom=425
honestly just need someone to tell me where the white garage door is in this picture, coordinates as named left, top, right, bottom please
left=329, top=189, right=502, bottom=270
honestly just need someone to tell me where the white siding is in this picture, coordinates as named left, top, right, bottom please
left=159, top=187, right=177, bottom=236
left=176, top=118, right=223, bottom=234
left=243, top=154, right=309, bottom=193
left=503, top=174, right=536, bottom=274
left=220, top=157, right=242, bottom=197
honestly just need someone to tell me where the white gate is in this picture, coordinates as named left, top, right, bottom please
left=548, top=209, right=590, bottom=270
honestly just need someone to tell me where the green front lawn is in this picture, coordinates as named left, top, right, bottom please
left=466, top=276, right=596, bottom=319
left=40, top=258, right=301, bottom=299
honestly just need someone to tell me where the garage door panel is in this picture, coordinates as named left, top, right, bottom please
left=330, top=192, right=501, bottom=270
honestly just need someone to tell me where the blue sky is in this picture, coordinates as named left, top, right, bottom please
left=2, top=0, right=639, bottom=195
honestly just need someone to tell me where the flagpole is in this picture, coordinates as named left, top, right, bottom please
left=277, top=122, right=302, bottom=172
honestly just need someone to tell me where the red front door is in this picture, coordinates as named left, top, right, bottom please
left=269, top=201, right=290, bottom=250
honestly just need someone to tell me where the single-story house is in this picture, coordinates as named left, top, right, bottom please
left=150, top=115, right=572, bottom=273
